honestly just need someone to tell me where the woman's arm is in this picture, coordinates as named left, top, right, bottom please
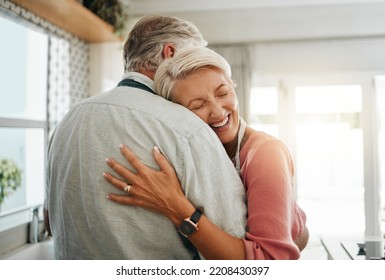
left=104, top=145, right=245, bottom=260
left=241, top=138, right=307, bottom=259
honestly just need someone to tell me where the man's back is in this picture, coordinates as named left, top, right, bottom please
left=46, top=73, right=246, bottom=259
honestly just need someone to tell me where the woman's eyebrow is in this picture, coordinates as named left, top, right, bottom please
left=215, top=83, right=227, bottom=91
left=215, top=83, right=231, bottom=93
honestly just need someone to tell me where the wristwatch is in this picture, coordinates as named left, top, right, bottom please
left=178, top=208, right=203, bottom=238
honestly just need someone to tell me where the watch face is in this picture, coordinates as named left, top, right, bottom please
left=178, top=220, right=197, bottom=237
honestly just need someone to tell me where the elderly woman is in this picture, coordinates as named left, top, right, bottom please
left=103, top=46, right=309, bottom=260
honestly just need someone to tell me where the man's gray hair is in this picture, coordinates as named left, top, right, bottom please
left=123, top=15, right=207, bottom=73
left=154, top=46, right=234, bottom=101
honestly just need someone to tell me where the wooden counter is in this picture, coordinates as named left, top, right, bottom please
left=11, top=0, right=120, bottom=43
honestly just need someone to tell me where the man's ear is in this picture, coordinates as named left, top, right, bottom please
left=162, top=44, right=176, bottom=59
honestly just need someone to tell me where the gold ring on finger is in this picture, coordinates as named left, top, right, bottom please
left=123, top=184, right=132, bottom=195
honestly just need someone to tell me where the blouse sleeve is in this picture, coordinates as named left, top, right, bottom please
left=241, top=139, right=307, bottom=260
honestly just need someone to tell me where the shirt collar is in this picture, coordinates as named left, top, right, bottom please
left=121, top=72, right=155, bottom=93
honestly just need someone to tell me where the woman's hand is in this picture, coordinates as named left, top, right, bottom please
left=104, top=145, right=245, bottom=260
left=103, top=145, right=194, bottom=225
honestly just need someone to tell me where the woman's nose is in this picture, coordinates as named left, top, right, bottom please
left=209, top=102, right=225, bottom=119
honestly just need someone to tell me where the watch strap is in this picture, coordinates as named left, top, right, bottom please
left=190, top=208, right=203, bottom=224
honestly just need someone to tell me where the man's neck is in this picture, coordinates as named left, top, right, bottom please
left=138, top=69, right=155, bottom=80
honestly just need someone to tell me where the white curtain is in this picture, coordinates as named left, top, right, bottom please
left=210, top=45, right=253, bottom=123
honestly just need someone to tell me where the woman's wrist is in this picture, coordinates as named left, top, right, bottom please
left=167, top=196, right=196, bottom=226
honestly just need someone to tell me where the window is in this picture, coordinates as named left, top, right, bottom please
left=0, top=17, right=48, bottom=221
left=250, top=76, right=383, bottom=240
left=249, top=87, right=279, bottom=137
left=295, top=85, right=364, bottom=235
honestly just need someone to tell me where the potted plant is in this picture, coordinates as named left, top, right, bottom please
left=0, top=159, right=22, bottom=205
left=82, top=0, right=130, bottom=37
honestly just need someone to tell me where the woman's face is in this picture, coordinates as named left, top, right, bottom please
left=173, top=68, right=239, bottom=144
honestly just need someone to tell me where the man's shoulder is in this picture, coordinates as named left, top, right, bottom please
left=58, top=85, right=217, bottom=143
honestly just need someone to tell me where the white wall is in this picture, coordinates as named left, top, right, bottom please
left=89, top=42, right=124, bottom=96
left=147, top=2, right=385, bottom=44
left=252, top=37, right=385, bottom=75
left=88, top=17, right=143, bottom=97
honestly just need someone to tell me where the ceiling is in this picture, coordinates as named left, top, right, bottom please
left=129, top=0, right=385, bottom=14
left=127, top=0, right=385, bottom=44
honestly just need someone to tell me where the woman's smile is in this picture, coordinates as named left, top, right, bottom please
left=210, top=114, right=229, bottom=129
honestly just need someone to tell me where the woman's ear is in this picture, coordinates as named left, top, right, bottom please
left=162, top=44, right=176, bottom=59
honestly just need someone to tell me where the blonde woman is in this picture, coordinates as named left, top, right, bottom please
left=104, top=46, right=309, bottom=260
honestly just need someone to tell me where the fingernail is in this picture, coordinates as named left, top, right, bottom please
left=106, top=158, right=111, bottom=164
left=102, top=172, right=108, bottom=178
left=120, top=144, right=125, bottom=150
left=106, top=194, right=111, bottom=200
left=153, top=146, right=160, bottom=153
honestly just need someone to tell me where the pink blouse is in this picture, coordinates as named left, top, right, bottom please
left=240, top=130, right=307, bottom=259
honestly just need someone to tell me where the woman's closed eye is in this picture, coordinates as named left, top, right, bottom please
left=217, top=91, right=228, bottom=98
left=215, top=85, right=231, bottom=98
left=189, top=101, right=205, bottom=111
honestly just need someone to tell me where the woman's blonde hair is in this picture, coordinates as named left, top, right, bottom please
left=154, top=46, right=234, bottom=101
left=123, top=15, right=207, bottom=73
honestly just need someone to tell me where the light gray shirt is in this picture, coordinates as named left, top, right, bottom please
left=46, top=72, right=246, bottom=259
